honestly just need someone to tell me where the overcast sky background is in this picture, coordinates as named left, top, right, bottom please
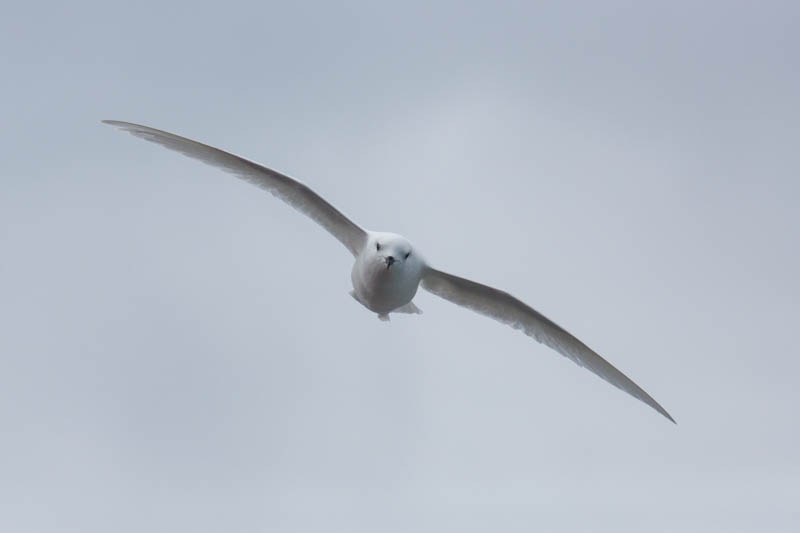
left=2, top=1, right=799, bottom=531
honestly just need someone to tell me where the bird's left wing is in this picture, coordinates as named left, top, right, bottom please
left=103, top=121, right=368, bottom=256
left=421, top=267, right=674, bottom=422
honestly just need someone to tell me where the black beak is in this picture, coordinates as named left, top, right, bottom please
left=385, top=256, right=396, bottom=268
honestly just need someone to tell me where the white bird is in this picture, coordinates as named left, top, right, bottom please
left=103, top=120, right=675, bottom=423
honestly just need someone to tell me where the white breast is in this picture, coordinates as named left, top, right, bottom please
left=351, top=253, right=422, bottom=314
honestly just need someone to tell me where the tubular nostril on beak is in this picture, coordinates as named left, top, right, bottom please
left=385, top=256, right=395, bottom=266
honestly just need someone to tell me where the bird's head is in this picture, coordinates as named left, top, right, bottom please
left=369, top=232, right=421, bottom=274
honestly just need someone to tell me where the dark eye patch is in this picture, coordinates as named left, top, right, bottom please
left=405, top=251, right=411, bottom=259
left=376, top=243, right=381, bottom=251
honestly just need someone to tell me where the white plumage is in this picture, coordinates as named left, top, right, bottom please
left=104, top=120, right=675, bottom=423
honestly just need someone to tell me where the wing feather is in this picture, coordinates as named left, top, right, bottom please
left=422, top=267, right=674, bottom=422
left=103, top=120, right=367, bottom=256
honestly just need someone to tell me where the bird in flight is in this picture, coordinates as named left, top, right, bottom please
left=104, top=120, right=674, bottom=423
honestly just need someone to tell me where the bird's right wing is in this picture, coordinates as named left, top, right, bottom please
left=103, top=120, right=368, bottom=256
left=421, top=267, right=674, bottom=422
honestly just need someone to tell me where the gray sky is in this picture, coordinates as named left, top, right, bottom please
left=2, top=1, right=799, bottom=531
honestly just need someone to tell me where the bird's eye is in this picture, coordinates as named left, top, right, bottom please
left=405, top=252, right=411, bottom=259
left=376, top=243, right=381, bottom=251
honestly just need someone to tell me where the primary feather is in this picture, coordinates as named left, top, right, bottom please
left=422, top=267, right=674, bottom=422
left=102, top=120, right=367, bottom=256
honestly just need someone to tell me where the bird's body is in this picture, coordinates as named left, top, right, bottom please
left=351, top=232, right=423, bottom=318
left=104, top=120, right=675, bottom=423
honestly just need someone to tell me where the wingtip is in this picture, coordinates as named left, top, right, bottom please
left=643, top=393, right=676, bottom=424
left=658, top=407, right=677, bottom=425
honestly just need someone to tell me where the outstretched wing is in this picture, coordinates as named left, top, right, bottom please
left=103, top=120, right=368, bottom=256
left=421, top=267, right=674, bottom=422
